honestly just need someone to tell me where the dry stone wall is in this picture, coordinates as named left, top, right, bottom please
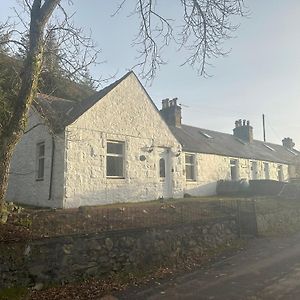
left=0, top=218, right=237, bottom=289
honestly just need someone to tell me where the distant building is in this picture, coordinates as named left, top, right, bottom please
left=160, top=98, right=298, bottom=196
left=7, top=72, right=298, bottom=208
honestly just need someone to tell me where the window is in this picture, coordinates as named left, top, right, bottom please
left=159, top=158, right=166, bottom=179
left=36, top=142, right=45, bottom=181
left=250, top=161, right=258, bottom=180
left=106, top=141, right=125, bottom=178
left=199, top=131, right=213, bottom=139
left=185, top=154, right=195, bottom=181
left=277, top=165, right=283, bottom=181
left=263, top=144, right=275, bottom=152
left=230, top=159, right=239, bottom=181
left=264, top=162, right=270, bottom=179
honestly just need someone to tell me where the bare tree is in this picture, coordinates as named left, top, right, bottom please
left=0, top=0, right=246, bottom=209
left=0, top=0, right=99, bottom=209
left=121, top=0, right=246, bottom=80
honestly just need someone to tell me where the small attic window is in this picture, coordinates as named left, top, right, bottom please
left=286, top=148, right=298, bottom=156
left=264, top=144, right=275, bottom=152
left=199, top=131, right=213, bottom=139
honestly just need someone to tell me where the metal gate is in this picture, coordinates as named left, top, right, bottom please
left=236, top=199, right=258, bottom=237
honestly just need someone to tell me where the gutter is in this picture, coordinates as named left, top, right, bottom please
left=48, top=135, right=55, bottom=201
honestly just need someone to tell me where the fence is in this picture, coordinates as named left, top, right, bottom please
left=7, top=198, right=258, bottom=240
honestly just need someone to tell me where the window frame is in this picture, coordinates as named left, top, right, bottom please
left=106, top=140, right=125, bottom=179
left=250, top=160, right=258, bottom=180
left=36, top=141, right=45, bottom=181
left=277, top=164, right=283, bottom=181
left=263, top=162, right=270, bottom=179
left=185, top=153, right=196, bottom=181
left=230, top=159, right=239, bottom=181
left=159, top=158, right=166, bottom=180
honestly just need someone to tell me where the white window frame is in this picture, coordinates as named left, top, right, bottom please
left=106, top=140, right=125, bottom=178
left=277, top=165, right=283, bottom=181
left=250, top=161, right=258, bottom=180
left=36, top=141, right=45, bottom=181
left=185, top=153, right=196, bottom=181
left=230, top=159, right=239, bottom=181
left=159, top=158, right=166, bottom=180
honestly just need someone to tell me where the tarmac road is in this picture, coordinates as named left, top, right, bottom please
left=119, top=234, right=300, bottom=300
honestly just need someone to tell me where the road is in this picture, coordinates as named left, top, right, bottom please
left=119, top=234, right=300, bottom=300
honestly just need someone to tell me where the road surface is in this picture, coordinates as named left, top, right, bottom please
left=119, top=234, right=300, bottom=300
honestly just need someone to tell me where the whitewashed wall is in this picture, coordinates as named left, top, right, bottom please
left=183, top=152, right=290, bottom=196
left=64, top=73, right=184, bottom=208
left=7, top=109, right=65, bottom=208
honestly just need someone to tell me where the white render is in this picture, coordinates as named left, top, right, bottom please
left=7, top=109, right=65, bottom=208
left=63, top=73, right=183, bottom=208
left=6, top=72, right=293, bottom=208
left=183, top=153, right=289, bottom=197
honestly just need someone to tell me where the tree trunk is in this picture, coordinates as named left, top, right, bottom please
left=0, top=0, right=61, bottom=208
left=0, top=136, right=16, bottom=209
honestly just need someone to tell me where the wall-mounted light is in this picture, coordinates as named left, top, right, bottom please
left=175, top=149, right=182, bottom=157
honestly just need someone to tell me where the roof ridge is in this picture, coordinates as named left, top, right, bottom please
left=181, top=123, right=289, bottom=148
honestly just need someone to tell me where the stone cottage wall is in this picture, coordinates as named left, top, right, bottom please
left=0, top=218, right=237, bottom=289
left=64, top=73, right=184, bottom=208
left=6, top=109, right=65, bottom=208
left=184, top=153, right=289, bottom=196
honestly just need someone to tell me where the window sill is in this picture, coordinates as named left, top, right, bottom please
left=36, top=178, right=44, bottom=182
left=186, top=179, right=197, bottom=183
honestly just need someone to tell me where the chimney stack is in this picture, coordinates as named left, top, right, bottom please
left=160, top=98, right=182, bottom=127
left=282, top=137, right=295, bottom=149
left=233, top=119, right=253, bottom=143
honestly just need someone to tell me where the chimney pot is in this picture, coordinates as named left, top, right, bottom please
left=282, top=137, right=295, bottom=149
left=233, top=118, right=253, bottom=143
left=160, top=97, right=182, bottom=127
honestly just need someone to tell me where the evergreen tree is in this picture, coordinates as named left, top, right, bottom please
left=43, top=28, right=61, bottom=75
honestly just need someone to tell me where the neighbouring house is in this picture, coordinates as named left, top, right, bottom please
left=160, top=98, right=299, bottom=196
left=7, top=72, right=299, bottom=208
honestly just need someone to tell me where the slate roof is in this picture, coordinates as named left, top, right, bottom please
left=169, top=124, right=299, bottom=164
left=34, top=71, right=133, bottom=132
left=33, top=71, right=298, bottom=164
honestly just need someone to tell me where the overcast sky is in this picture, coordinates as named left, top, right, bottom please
left=1, top=1, right=300, bottom=147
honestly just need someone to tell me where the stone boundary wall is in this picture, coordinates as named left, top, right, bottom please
left=0, top=218, right=237, bottom=289
left=256, top=208, right=300, bottom=235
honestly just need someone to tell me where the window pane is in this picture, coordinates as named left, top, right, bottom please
left=107, top=156, right=124, bottom=177
left=186, top=165, right=194, bottom=180
left=159, top=158, right=165, bottom=178
left=38, top=143, right=45, bottom=157
left=230, top=159, right=237, bottom=166
left=38, top=158, right=44, bottom=179
left=107, top=142, right=123, bottom=155
left=231, top=166, right=237, bottom=181
left=185, top=154, right=193, bottom=164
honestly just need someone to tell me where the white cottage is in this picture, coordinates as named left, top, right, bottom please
left=7, top=72, right=184, bottom=208
left=7, top=72, right=298, bottom=208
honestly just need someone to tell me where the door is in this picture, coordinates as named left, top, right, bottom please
left=159, top=149, right=173, bottom=199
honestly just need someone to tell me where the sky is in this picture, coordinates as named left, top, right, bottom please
left=1, top=1, right=300, bottom=147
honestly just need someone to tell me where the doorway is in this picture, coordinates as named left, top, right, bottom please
left=158, top=149, right=173, bottom=199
